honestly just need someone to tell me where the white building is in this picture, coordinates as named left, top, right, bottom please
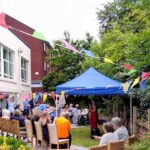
left=0, top=26, right=31, bottom=108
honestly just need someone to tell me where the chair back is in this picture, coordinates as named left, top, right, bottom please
left=89, top=145, right=107, bottom=150
left=47, top=124, right=58, bottom=144
left=128, top=135, right=135, bottom=145
left=108, top=140, right=124, bottom=150
left=34, top=121, right=43, bottom=141
left=25, top=119, right=33, bottom=138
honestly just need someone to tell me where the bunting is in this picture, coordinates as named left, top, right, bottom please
left=103, top=58, right=114, bottom=64
left=141, top=72, right=150, bottom=81
left=122, top=80, right=132, bottom=93
left=32, top=30, right=48, bottom=41
left=139, top=80, right=147, bottom=92
left=123, top=64, right=133, bottom=70
left=60, top=39, right=78, bottom=52
left=127, top=69, right=137, bottom=75
left=43, top=93, right=48, bottom=102
left=0, top=12, right=9, bottom=28
left=130, top=77, right=140, bottom=89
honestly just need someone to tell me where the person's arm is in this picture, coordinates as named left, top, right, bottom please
left=93, top=135, right=101, bottom=140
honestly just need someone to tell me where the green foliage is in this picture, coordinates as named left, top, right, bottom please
left=125, top=134, right=150, bottom=150
left=0, top=136, right=31, bottom=150
left=42, top=32, right=94, bottom=92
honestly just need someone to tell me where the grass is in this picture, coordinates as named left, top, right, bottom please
left=71, top=126, right=99, bottom=147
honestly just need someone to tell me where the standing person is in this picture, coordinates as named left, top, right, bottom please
left=89, top=100, right=99, bottom=138
left=23, top=99, right=30, bottom=118
left=54, top=112, right=71, bottom=148
left=7, top=97, right=16, bottom=116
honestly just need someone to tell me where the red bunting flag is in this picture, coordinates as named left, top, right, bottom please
left=141, top=72, right=150, bottom=81
left=60, top=39, right=78, bottom=52
left=123, top=64, right=133, bottom=70
left=0, top=12, right=9, bottom=28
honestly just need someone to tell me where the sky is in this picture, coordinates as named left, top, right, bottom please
left=0, top=0, right=113, bottom=43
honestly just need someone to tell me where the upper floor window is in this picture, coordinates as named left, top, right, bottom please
left=1, top=46, right=14, bottom=79
left=21, top=57, right=28, bottom=83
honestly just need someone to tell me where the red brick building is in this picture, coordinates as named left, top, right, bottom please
left=5, top=13, right=52, bottom=92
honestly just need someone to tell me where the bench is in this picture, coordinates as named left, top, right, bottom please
left=0, top=118, right=26, bottom=139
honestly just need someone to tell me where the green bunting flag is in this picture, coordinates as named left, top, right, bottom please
left=127, top=69, right=137, bottom=75
left=32, top=30, right=48, bottom=41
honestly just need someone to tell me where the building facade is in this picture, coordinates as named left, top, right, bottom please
left=5, top=14, right=52, bottom=93
left=0, top=26, right=31, bottom=108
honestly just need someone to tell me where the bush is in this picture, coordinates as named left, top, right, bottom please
left=0, top=136, right=31, bottom=150
left=125, top=134, right=150, bottom=150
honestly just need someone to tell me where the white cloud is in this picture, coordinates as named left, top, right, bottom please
left=0, top=0, right=113, bottom=42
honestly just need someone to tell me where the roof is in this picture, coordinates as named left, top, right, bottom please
left=56, top=67, right=124, bottom=95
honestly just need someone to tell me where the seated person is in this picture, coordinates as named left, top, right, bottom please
left=39, top=111, right=51, bottom=143
left=2, top=109, right=10, bottom=120
left=54, top=112, right=71, bottom=148
left=94, top=122, right=119, bottom=145
left=11, top=109, right=25, bottom=127
left=30, top=109, right=42, bottom=136
left=111, top=117, right=129, bottom=141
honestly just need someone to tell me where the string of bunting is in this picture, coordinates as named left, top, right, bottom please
left=59, top=40, right=150, bottom=93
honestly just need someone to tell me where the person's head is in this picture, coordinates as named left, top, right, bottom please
left=111, top=117, right=122, bottom=129
left=14, top=109, right=21, bottom=116
left=2, top=109, right=10, bottom=117
left=60, top=111, right=67, bottom=118
left=33, top=109, right=42, bottom=118
left=103, top=122, right=114, bottom=133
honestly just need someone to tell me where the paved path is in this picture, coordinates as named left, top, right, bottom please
left=71, top=145, right=88, bottom=150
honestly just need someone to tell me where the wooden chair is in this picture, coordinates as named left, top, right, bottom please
left=89, top=144, right=108, bottom=150
left=128, top=135, right=135, bottom=145
left=34, top=121, right=44, bottom=150
left=25, top=119, right=34, bottom=146
left=108, top=140, right=124, bottom=150
left=47, top=124, right=69, bottom=149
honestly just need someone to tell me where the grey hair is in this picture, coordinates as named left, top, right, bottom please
left=111, top=117, right=122, bottom=127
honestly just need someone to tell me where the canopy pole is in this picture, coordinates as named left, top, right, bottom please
left=130, top=93, right=133, bottom=134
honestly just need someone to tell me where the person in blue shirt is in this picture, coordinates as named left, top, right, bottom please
left=23, top=99, right=30, bottom=118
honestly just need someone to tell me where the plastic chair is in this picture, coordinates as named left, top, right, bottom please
left=47, top=124, right=69, bottom=149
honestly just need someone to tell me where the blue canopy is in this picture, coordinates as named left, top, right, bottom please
left=56, top=67, right=124, bottom=95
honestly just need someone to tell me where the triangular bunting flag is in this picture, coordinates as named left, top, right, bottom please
left=127, top=69, right=137, bottom=75
left=80, top=48, right=95, bottom=58
left=43, top=93, right=47, bottom=102
left=139, top=80, right=147, bottom=92
left=123, top=64, right=133, bottom=70
left=104, top=58, right=114, bottom=64
left=33, top=30, right=48, bottom=41
left=141, top=72, right=150, bottom=81
left=131, top=77, right=140, bottom=89
left=32, top=93, right=36, bottom=99
left=0, top=12, right=9, bottom=28
left=60, top=39, right=78, bottom=52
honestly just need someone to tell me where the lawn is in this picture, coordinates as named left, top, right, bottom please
left=71, top=126, right=99, bottom=147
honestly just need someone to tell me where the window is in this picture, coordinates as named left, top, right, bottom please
left=21, top=57, right=28, bottom=83
left=3, top=47, right=14, bottom=79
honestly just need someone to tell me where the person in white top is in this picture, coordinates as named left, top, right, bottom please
left=94, top=122, right=119, bottom=145
left=111, top=117, right=129, bottom=141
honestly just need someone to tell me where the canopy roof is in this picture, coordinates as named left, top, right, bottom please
left=56, top=67, right=124, bottom=95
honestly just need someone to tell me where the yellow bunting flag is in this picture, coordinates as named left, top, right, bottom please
left=61, top=91, right=65, bottom=96
left=32, top=93, right=36, bottom=99
left=131, top=77, right=140, bottom=89
left=43, top=93, right=47, bottom=102
left=104, top=58, right=114, bottom=64
left=122, top=82, right=129, bottom=93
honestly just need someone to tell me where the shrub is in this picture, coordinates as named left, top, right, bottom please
left=0, top=136, right=31, bottom=150
left=125, top=134, right=150, bottom=150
